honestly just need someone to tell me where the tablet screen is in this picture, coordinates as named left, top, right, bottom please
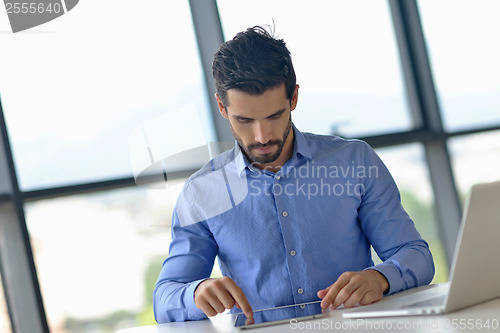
left=234, top=301, right=324, bottom=329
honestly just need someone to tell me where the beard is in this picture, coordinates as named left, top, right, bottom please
left=231, top=116, right=292, bottom=165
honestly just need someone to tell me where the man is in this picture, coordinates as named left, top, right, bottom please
left=153, top=26, right=434, bottom=323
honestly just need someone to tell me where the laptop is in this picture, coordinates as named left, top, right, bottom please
left=343, top=180, right=500, bottom=318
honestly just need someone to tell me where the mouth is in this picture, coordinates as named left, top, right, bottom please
left=252, top=144, right=276, bottom=155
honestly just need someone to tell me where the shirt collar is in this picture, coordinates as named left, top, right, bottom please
left=234, top=144, right=249, bottom=177
left=234, top=123, right=312, bottom=177
left=291, top=123, right=312, bottom=161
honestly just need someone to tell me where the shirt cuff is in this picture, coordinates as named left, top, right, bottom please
left=183, top=278, right=210, bottom=319
left=364, top=263, right=403, bottom=295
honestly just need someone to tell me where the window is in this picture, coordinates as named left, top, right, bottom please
left=448, top=130, right=500, bottom=206
left=3, top=2, right=497, bottom=331
left=418, top=0, right=500, bottom=131
left=217, top=0, right=412, bottom=137
left=0, top=0, right=212, bottom=191
left=376, top=144, right=448, bottom=283
left=25, top=183, right=182, bottom=332
left=0, top=272, right=12, bottom=333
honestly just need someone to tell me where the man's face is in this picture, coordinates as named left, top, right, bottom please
left=216, top=83, right=299, bottom=168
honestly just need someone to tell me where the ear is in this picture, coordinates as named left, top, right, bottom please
left=290, top=84, right=300, bottom=111
left=215, top=93, right=228, bottom=119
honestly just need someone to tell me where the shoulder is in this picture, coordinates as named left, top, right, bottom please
left=174, top=146, right=246, bottom=227
left=301, top=131, right=373, bottom=156
left=185, top=146, right=239, bottom=185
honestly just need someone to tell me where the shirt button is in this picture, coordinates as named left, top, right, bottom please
left=276, top=176, right=281, bottom=180
left=282, top=211, right=288, bottom=217
left=298, top=288, right=304, bottom=294
left=290, top=250, right=296, bottom=256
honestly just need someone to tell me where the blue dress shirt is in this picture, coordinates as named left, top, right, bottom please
left=153, top=125, right=435, bottom=323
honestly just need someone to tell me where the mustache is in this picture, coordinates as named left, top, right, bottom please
left=248, top=140, right=281, bottom=150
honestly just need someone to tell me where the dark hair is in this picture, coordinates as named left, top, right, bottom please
left=212, top=25, right=296, bottom=107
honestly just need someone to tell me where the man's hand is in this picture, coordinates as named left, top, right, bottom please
left=194, top=277, right=253, bottom=318
left=317, top=270, right=389, bottom=310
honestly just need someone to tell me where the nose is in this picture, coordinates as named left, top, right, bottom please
left=253, top=120, right=272, bottom=145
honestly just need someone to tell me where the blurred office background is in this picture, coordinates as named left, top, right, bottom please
left=0, top=1, right=499, bottom=332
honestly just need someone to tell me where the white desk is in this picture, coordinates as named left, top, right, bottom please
left=117, top=284, right=500, bottom=333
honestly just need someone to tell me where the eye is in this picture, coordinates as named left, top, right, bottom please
left=268, top=113, right=283, bottom=120
left=237, top=118, right=253, bottom=124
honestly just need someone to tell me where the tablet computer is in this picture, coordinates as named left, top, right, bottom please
left=234, top=301, right=324, bottom=329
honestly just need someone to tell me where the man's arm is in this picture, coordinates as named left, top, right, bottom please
left=318, top=142, right=434, bottom=309
left=356, top=142, right=435, bottom=294
left=153, top=209, right=217, bottom=323
left=153, top=209, right=253, bottom=322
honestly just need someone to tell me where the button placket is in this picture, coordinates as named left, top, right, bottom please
left=274, top=175, right=306, bottom=303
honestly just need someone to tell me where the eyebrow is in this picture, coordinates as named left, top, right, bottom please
left=232, top=108, right=287, bottom=121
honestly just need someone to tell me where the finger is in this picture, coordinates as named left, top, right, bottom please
left=198, top=300, right=218, bottom=317
left=342, top=285, right=366, bottom=308
left=332, top=278, right=364, bottom=308
left=320, top=274, right=351, bottom=309
left=195, top=286, right=220, bottom=317
left=359, top=290, right=381, bottom=306
left=205, top=278, right=241, bottom=314
left=204, top=282, right=229, bottom=314
left=213, top=286, right=237, bottom=310
left=229, top=288, right=253, bottom=318
left=207, top=296, right=227, bottom=314
left=224, top=278, right=253, bottom=317
left=198, top=281, right=231, bottom=314
left=317, top=285, right=332, bottom=299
